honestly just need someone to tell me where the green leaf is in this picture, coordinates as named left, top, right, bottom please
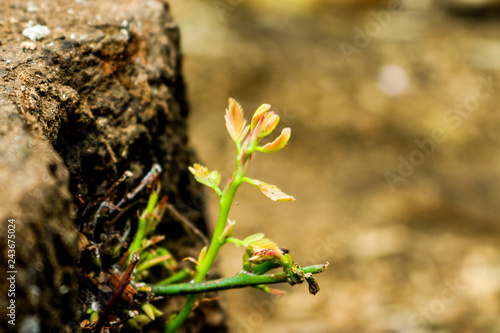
left=243, top=233, right=280, bottom=250
left=142, top=303, right=157, bottom=320
left=253, top=284, right=285, bottom=295
left=218, top=219, right=235, bottom=241
left=188, top=163, right=221, bottom=192
left=197, top=246, right=208, bottom=265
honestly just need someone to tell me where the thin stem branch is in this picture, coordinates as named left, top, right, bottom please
left=165, top=203, right=209, bottom=246
left=152, top=264, right=326, bottom=296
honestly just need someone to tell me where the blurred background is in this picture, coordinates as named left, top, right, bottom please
left=169, top=0, right=500, bottom=332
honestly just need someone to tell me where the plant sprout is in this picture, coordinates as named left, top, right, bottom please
left=91, top=99, right=327, bottom=332
left=154, top=98, right=326, bottom=332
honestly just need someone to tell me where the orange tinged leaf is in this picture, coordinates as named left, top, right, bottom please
left=265, top=287, right=285, bottom=295
left=248, top=248, right=284, bottom=264
left=248, top=179, right=295, bottom=202
left=225, top=98, right=249, bottom=144
left=259, top=112, right=279, bottom=138
left=258, top=127, right=291, bottom=153
left=251, top=103, right=271, bottom=129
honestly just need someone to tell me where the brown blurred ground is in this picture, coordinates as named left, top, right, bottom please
left=170, top=1, right=500, bottom=332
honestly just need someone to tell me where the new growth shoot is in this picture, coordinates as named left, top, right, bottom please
left=162, top=98, right=325, bottom=332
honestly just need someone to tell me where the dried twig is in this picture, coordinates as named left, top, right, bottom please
left=93, top=251, right=140, bottom=333
left=113, top=163, right=162, bottom=211
left=166, top=203, right=209, bottom=246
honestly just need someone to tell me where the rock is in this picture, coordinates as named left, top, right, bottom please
left=0, top=0, right=224, bottom=332
left=22, top=25, right=51, bottom=41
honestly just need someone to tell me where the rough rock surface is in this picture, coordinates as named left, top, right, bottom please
left=0, top=1, right=221, bottom=332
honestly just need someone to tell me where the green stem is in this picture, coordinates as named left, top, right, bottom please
left=128, top=215, right=147, bottom=263
left=156, top=268, right=193, bottom=286
left=196, top=179, right=240, bottom=282
left=153, top=265, right=325, bottom=295
left=135, top=254, right=173, bottom=274
left=128, top=190, right=159, bottom=263
left=166, top=164, right=244, bottom=332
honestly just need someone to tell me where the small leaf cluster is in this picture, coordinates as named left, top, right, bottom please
left=189, top=98, right=294, bottom=202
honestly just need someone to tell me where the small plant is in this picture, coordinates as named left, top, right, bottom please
left=154, top=98, right=327, bottom=332
left=78, top=98, right=326, bottom=333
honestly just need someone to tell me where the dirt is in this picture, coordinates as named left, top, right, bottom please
left=170, top=1, right=500, bottom=332
left=0, top=1, right=225, bottom=332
